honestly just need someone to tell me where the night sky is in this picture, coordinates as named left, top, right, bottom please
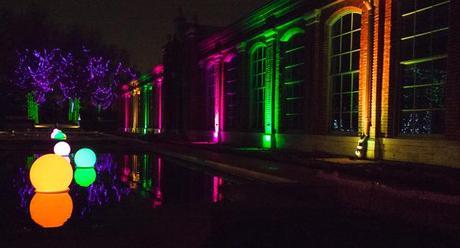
left=1, top=0, right=269, bottom=72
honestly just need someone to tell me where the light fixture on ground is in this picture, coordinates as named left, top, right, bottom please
left=29, top=154, right=73, bottom=193
left=355, top=135, right=368, bottom=159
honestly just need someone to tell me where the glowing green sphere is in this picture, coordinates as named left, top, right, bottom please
left=74, top=148, right=96, bottom=168
left=74, top=168, right=96, bottom=187
left=54, top=131, right=67, bottom=140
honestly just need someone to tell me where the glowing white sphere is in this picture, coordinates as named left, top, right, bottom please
left=50, top=129, right=59, bottom=139
left=50, top=129, right=67, bottom=140
left=54, top=141, right=71, bottom=156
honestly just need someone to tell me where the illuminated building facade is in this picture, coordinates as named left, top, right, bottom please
left=121, top=65, right=164, bottom=134
left=158, top=0, right=460, bottom=167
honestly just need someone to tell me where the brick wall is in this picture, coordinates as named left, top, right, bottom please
left=446, top=0, right=460, bottom=140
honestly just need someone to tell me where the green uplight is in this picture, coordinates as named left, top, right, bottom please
left=74, top=148, right=96, bottom=168
left=143, top=85, right=150, bottom=135
left=74, top=168, right=96, bottom=187
left=263, top=134, right=271, bottom=148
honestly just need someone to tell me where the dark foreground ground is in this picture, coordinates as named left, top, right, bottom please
left=1, top=130, right=459, bottom=247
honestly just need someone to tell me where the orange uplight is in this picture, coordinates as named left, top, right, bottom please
left=29, top=154, right=73, bottom=193
left=29, top=192, right=73, bottom=228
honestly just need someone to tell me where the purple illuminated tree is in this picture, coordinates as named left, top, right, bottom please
left=14, top=47, right=137, bottom=123
left=16, top=48, right=136, bottom=105
left=15, top=48, right=62, bottom=104
left=86, top=55, right=110, bottom=111
left=56, top=51, right=77, bottom=102
left=86, top=56, right=136, bottom=111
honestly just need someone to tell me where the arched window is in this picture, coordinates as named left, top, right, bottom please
left=224, top=55, right=239, bottom=131
left=206, top=63, right=217, bottom=130
left=281, top=29, right=305, bottom=130
left=250, top=44, right=267, bottom=130
left=399, top=0, right=449, bottom=135
left=329, top=12, right=361, bottom=133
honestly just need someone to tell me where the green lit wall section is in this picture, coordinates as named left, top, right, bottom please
left=248, top=30, right=280, bottom=149
left=273, top=35, right=281, bottom=137
left=199, top=6, right=320, bottom=149
left=243, top=10, right=316, bottom=149
left=248, top=39, right=277, bottom=148
left=142, top=84, right=152, bottom=135
left=264, top=40, right=274, bottom=138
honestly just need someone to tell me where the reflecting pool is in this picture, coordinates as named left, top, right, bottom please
left=2, top=150, right=457, bottom=247
left=4, top=152, right=226, bottom=230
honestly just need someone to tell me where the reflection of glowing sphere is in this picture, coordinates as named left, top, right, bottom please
left=29, top=154, right=73, bottom=193
left=29, top=192, right=73, bottom=228
left=54, top=141, right=71, bottom=156
left=74, top=148, right=96, bottom=167
left=74, top=168, right=97, bottom=187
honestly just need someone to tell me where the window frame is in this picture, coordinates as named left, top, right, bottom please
left=280, top=28, right=306, bottom=132
left=223, top=55, right=239, bottom=131
left=249, top=43, right=267, bottom=131
left=397, top=0, right=450, bottom=136
left=328, top=12, right=362, bottom=134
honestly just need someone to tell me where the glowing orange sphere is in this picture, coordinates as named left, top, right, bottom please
left=29, top=154, right=73, bottom=193
left=29, top=192, right=73, bottom=228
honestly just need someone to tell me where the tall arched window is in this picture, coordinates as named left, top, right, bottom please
left=281, top=29, right=305, bottom=131
left=399, top=0, right=449, bottom=135
left=330, top=12, right=361, bottom=133
left=250, top=45, right=267, bottom=130
left=224, top=55, right=239, bottom=131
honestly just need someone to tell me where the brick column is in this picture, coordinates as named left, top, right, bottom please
left=358, top=0, right=387, bottom=159
left=379, top=0, right=395, bottom=138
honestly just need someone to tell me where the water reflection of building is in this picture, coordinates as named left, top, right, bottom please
left=152, top=157, right=163, bottom=208
left=129, top=155, right=140, bottom=189
left=122, top=154, right=162, bottom=207
left=212, top=176, right=223, bottom=203
left=120, top=0, right=460, bottom=168
left=122, top=154, right=223, bottom=205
